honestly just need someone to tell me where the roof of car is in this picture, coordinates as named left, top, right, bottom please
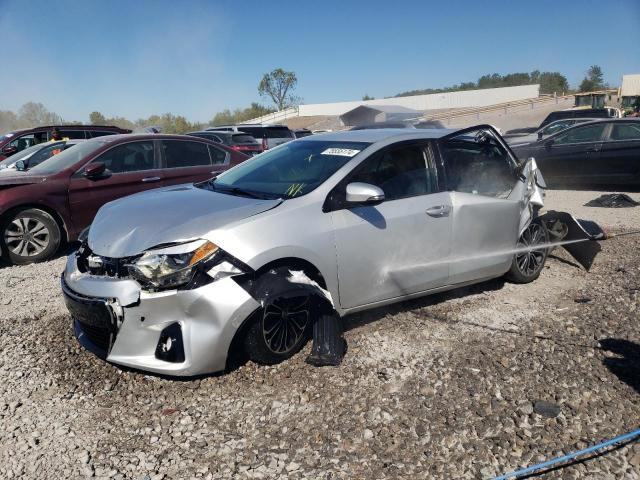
left=190, top=130, right=235, bottom=135
left=88, top=133, right=222, bottom=144
left=4, top=125, right=128, bottom=135
left=212, top=124, right=289, bottom=128
left=302, top=128, right=458, bottom=143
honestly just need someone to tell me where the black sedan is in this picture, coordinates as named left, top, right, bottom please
left=511, top=119, right=640, bottom=187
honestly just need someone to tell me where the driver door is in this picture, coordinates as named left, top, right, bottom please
left=329, top=141, right=452, bottom=310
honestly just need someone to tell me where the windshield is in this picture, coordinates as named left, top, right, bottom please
left=0, top=142, right=55, bottom=169
left=208, top=140, right=371, bottom=199
left=29, top=139, right=105, bottom=174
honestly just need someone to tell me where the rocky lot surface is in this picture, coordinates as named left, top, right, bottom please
left=0, top=190, right=639, bottom=479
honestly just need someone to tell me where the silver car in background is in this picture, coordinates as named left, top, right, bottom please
left=62, top=126, right=546, bottom=376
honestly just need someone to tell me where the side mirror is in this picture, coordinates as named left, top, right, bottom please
left=14, top=160, right=27, bottom=171
left=84, top=162, right=107, bottom=179
left=537, top=131, right=543, bottom=141
left=1, top=145, right=18, bottom=156
left=346, top=182, right=385, bottom=204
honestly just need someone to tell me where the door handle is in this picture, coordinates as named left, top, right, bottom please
left=141, top=176, right=161, bottom=183
left=426, top=205, right=451, bottom=218
left=586, top=145, right=601, bottom=153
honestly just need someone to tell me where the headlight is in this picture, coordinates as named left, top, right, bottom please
left=129, top=240, right=219, bottom=289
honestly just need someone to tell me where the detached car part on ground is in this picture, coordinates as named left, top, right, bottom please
left=64, top=126, right=579, bottom=376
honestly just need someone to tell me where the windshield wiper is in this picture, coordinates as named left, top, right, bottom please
left=211, top=183, right=272, bottom=199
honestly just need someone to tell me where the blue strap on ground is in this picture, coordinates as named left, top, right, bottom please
left=491, top=428, right=640, bottom=480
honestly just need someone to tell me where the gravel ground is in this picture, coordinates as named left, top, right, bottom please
left=1, top=190, right=639, bottom=479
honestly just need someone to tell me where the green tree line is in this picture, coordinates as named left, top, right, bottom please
left=0, top=102, right=275, bottom=135
left=395, top=70, right=571, bottom=97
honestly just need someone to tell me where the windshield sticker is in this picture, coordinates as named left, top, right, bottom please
left=285, top=183, right=305, bottom=197
left=321, top=148, right=360, bottom=157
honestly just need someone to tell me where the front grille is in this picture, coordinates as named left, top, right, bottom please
left=77, top=321, right=113, bottom=352
left=62, top=277, right=119, bottom=356
left=76, top=242, right=136, bottom=278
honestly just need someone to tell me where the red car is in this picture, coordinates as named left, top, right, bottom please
left=0, top=134, right=249, bottom=265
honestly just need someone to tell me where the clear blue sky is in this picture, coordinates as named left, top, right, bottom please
left=1, top=0, right=638, bottom=123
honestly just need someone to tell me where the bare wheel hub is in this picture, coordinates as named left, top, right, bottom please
left=515, top=222, right=546, bottom=277
left=262, top=296, right=310, bottom=354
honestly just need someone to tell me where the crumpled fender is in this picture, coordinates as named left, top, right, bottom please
left=517, top=157, right=546, bottom=235
left=538, top=210, right=604, bottom=271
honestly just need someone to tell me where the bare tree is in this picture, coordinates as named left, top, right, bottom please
left=258, top=68, right=298, bottom=111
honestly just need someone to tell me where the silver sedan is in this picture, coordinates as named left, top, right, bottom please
left=62, top=126, right=547, bottom=376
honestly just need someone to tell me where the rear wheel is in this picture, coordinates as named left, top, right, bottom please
left=505, top=220, right=548, bottom=284
left=1, top=208, right=61, bottom=265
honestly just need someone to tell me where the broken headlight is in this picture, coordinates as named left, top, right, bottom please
left=129, top=240, right=219, bottom=289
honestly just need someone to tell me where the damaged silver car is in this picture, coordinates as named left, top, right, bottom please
left=62, top=126, right=547, bottom=376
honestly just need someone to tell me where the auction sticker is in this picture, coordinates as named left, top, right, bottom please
left=321, top=148, right=360, bottom=157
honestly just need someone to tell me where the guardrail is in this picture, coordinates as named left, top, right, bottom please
left=414, top=89, right=618, bottom=124
left=411, top=95, right=573, bottom=123
left=240, top=106, right=299, bottom=125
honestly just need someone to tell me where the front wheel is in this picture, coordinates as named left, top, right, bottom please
left=1, top=209, right=61, bottom=265
left=504, top=220, right=548, bottom=284
left=243, top=268, right=315, bottom=365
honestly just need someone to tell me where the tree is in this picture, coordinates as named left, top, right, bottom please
left=258, top=68, right=298, bottom=110
left=362, top=94, right=374, bottom=101
left=89, top=111, right=107, bottom=124
left=18, top=102, right=62, bottom=126
left=580, top=65, right=605, bottom=92
left=538, top=72, right=569, bottom=94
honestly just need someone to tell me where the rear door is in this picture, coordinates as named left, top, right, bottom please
left=535, top=122, right=607, bottom=184
left=439, top=127, right=522, bottom=284
left=68, top=140, right=163, bottom=230
left=331, top=141, right=452, bottom=309
left=159, top=138, right=228, bottom=186
left=598, top=121, right=640, bottom=184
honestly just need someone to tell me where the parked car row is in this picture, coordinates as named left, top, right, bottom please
left=60, top=125, right=548, bottom=376
left=0, top=134, right=249, bottom=264
left=0, top=125, right=131, bottom=161
left=511, top=118, right=640, bottom=187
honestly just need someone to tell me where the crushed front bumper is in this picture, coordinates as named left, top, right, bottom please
left=62, top=254, right=260, bottom=376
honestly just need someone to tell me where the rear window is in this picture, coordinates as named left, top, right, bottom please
left=59, top=130, right=87, bottom=139
left=241, top=126, right=294, bottom=139
left=89, top=131, right=117, bottom=138
left=231, top=134, right=257, bottom=144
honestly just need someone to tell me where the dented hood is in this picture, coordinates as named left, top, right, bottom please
left=0, top=172, right=47, bottom=186
left=88, top=184, right=282, bottom=257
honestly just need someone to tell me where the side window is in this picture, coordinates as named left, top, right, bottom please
left=348, top=143, right=434, bottom=201
left=553, top=124, right=606, bottom=145
left=161, top=140, right=211, bottom=168
left=208, top=145, right=228, bottom=165
left=440, top=128, right=516, bottom=198
left=29, top=143, right=64, bottom=167
left=610, top=123, right=640, bottom=141
left=91, top=141, right=155, bottom=173
left=10, top=134, right=37, bottom=152
left=59, top=130, right=87, bottom=139
left=543, top=121, right=570, bottom=136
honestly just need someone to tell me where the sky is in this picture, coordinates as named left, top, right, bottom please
left=1, top=0, right=639, bottom=123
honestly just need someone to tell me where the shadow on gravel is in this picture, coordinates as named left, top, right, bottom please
left=600, top=338, right=640, bottom=394
left=0, top=242, right=78, bottom=270
left=345, top=277, right=506, bottom=332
